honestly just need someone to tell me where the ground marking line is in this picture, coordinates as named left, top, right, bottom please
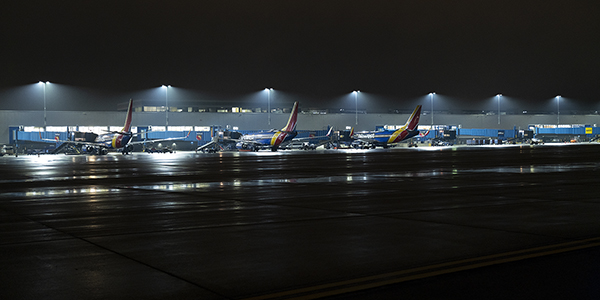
left=243, top=237, right=600, bottom=300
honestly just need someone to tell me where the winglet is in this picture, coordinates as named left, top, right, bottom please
left=405, top=105, right=422, bottom=131
left=281, top=101, right=299, bottom=132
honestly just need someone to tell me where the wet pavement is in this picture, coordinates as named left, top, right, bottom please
left=1, top=144, right=600, bottom=299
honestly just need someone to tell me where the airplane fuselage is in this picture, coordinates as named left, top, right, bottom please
left=236, top=101, right=300, bottom=151
left=354, top=128, right=419, bottom=146
left=94, top=133, right=132, bottom=150
left=351, top=105, right=422, bottom=148
left=238, top=130, right=297, bottom=150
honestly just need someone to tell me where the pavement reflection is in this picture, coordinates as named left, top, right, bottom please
left=1, top=144, right=599, bottom=299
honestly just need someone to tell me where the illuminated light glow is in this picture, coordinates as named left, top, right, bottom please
left=265, top=88, right=273, bottom=125
left=167, top=126, right=193, bottom=131
left=24, top=126, right=45, bottom=132
left=24, top=187, right=118, bottom=197
left=110, top=126, right=127, bottom=132
left=353, top=90, right=360, bottom=125
left=195, top=126, right=210, bottom=131
left=496, top=94, right=502, bottom=125
left=46, top=126, right=67, bottom=132
left=429, top=92, right=435, bottom=125
left=161, top=85, right=172, bottom=126
left=78, top=126, right=109, bottom=134
left=556, top=95, right=562, bottom=124
left=38, top=81, right=50, bottom=128
left=150, top=126, right=166, bottom=131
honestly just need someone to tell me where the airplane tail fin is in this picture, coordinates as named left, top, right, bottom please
left=349, top=127, right=355, bottom=137
left=405, top=105, right=422, bottom=131
left=326, top=126, right=334, bottom=137
left=281, top=101, right=299, bottom=132
left=122, top=99, right=133, bottom=133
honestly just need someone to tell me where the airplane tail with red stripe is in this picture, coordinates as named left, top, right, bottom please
left=122, top=99, right=133, bottom=133
left=281, top=101, right=299, bottom=132
left=405, top=105, right=422, bottom=131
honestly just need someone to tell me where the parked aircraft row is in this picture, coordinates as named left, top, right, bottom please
left=198, top=102, right=425, bottom=152
left=44, top=100, right=190, bottom=155
left=44, top=99, right=425, bottom=154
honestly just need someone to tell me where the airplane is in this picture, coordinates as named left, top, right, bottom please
left=196, top=116, right=332, bottom=153
left=530, top=137, right=544, bottom=145
left=195, top=126, right=242, bottom=153
left=236, top=101, right=299, bottom=151
left=45, top=99, right=189, bottom=155
left=295, top=126, right=335, bottom=150
left=350, top=105, right=423, bottom=149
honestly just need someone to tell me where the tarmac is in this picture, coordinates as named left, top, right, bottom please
left=1, top=143, right=600, bottom=299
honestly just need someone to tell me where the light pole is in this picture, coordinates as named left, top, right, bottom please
left=496, top=94, right=502, bottom=125
left=162, top=85, right=171, bottom=127
left=556, top=95, right=561, bottom=125
left=429, top=92, right=435, bottom=125
left=265, top=88, right=273, bottom=125
left=38, top=81, right=49, bottom=128
left=353, top=90, right=360, bottom=125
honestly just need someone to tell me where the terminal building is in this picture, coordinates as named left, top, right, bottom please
left=2, top=99, right=600, bottom=153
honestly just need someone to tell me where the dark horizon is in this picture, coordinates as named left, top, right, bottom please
left=2, top=1, right=599, bottom=112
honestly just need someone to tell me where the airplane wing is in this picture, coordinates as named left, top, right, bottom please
left=351, top=135, right=385, bottom=146
left=40, top=130, right=110, bottom=148
left=129, top=130, right=192, bottom=146
left=292, top=127, right=334, bottom=142
left=196, top=141, right=219, bottom=151
left=41, top=138, right=111, bottom=148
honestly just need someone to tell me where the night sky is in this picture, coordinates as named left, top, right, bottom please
left=1, top=1, right=599, bottom=112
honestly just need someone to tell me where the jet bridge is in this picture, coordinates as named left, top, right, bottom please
left=196, top=126, right=242, bottom=152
